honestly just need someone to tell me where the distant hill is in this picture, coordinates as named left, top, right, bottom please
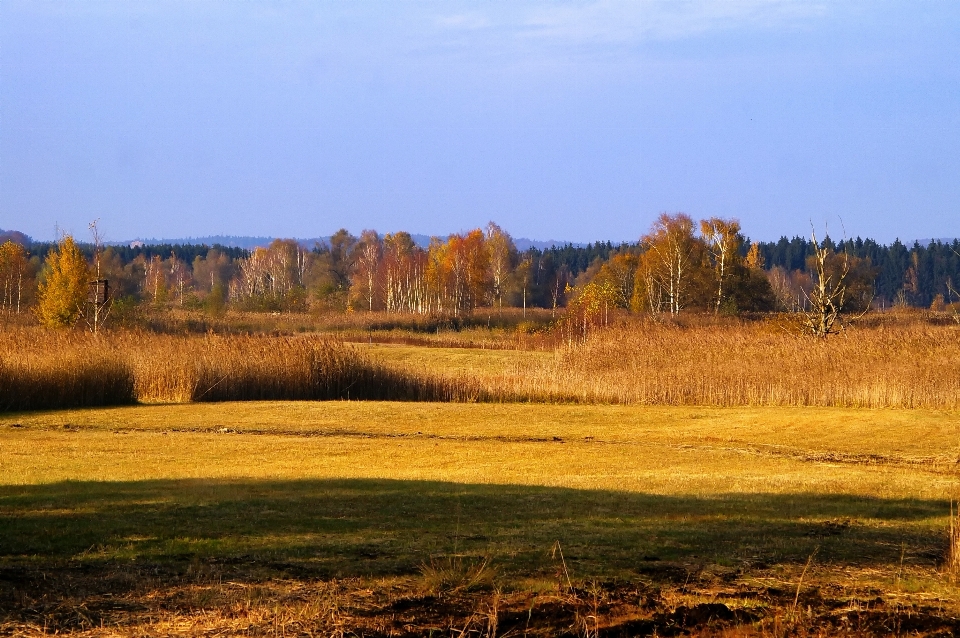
left=0, top=229, right=32, bottom=247
left=0, top=229, right=589, bottom=252
left=122, top=235, right=280, bottom=249
left=121, top=234, right=587, bottom=251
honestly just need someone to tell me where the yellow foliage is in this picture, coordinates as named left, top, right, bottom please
left=0, top=240, right=28, bottom=312
left=36, top=235, right=90, bottom=328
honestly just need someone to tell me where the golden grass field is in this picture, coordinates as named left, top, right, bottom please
left=2, top=313, right=960, bottom=635
left=2, top=400, right=960, bottom=636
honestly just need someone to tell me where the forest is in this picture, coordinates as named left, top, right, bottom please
left=1, top=216, right=959, bottom=330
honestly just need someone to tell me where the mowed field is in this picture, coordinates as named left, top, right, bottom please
left=3, top=372, right=960, bottom=636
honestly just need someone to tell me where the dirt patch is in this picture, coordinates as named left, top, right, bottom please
left=2, top=561, right=959, bottom=637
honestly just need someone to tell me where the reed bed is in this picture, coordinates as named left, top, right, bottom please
left=502, top=318, right=960, bottom=408
left=123, top=332, right=466, bottom=403
left=2, top=316, right=958, bottom=411
left=0, top=330, right=134, bottom=411
left=0, top=328, right=477, bottom=410
left=135, top=307, right=556, bottom=350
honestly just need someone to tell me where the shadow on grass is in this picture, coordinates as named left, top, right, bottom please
left=0, top=478, right=947, bottom=582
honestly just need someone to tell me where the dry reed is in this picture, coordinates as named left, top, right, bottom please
left=2, top=315, right=959, bottom=411
left=135, top=307, right=556, bottom=350
left=0, top=330, right=134, bottom=411
left=130, top=332, right=465, bottom=403
left=499, top=318, right=960, bottom=408
left=0, top=327, right=478, bottom=410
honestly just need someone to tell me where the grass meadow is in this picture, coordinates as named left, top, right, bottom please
left=1, top=312, right=960, bottom=635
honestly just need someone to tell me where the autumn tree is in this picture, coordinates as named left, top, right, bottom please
left=595, top=251, right=638, bottom=309
left=265, top=239, right=309, bottom=308
left=96, top=247, right=141, bottom=300
left=326, top=229, right=357, bottom=293
left=469, top=230, right=493, bottom=306
left=634, top=213, right=703, bottom=315
left=548, top=265, right=570, bottom=317
left=84, top=219, right=113, bottom=332
left=350, top=230, right=383, bottom=311
left=562, top=278, right=618, bottom=343
left=0, top=241, right=28, bottom=314
left=452, top=229, right=490, bottom=314
left=833, top=253, right=877, bottom=314
left=168, top=254, right=192, bottom=306
left=514, top=257, right=533, bottom=317
left=485, top=222, right=516, bottom=311
left=228, top=240, right=309, bottom=311
left=192, top=248, right=235, bottom=293
left=719, top=242, right=776, bottom=313
left=700, top=218, right=741, bottom=313
left=425, top=237, right=451, bottom=313
left=143, top=255, right=168, bottom=305
left=383, top=232, right=426, bottom=313
left=36, top=235, right=90, bottom=328
left=189, top=248, right=234, bottom=314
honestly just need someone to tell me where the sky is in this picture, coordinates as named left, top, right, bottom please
left=2, top=1, right=958, bottom=244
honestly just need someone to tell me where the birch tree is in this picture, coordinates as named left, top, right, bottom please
left=0, top=241, right=28, bottom=314
left=640, top=213, right=700, bottom=315
left=383, top=232, right=421, bottom=313
left=700, top=217, right=742, bottom=314
left=485, top=222, right=516, bottom=311
left=351, top=230, right=383, bottom=311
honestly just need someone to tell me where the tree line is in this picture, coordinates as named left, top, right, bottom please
left=1, top=219, right=958, bottom=329
left=759, top=235, right=960, bottom=309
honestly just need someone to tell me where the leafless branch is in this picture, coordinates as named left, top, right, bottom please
left=801, top=225, right=851, bottom=338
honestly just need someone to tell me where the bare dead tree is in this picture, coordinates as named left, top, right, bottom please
left=948, top=280, right=960, bottom=325
left=85, top=219, right=112, bottom=334
left=801, top=227, right=849, bottom=338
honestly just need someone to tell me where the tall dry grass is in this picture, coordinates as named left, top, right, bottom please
left=0, top=328, right=476, bottom=411
left=2, top=314, right=958, bottom=411
left=131, top=306, right=557, bottom=351
left=503, top=317, right=960, bottom=408
left=121, top=332, right=463, bottom=403
left=0, top=330, right=135, bottom=411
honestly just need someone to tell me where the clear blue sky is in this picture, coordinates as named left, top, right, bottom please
left=2, top=1, right=958, bottom=244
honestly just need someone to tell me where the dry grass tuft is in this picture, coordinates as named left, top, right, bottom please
left=419, top=556, right=499, bottom=596
left=123, top=332, right=461, bottom=403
